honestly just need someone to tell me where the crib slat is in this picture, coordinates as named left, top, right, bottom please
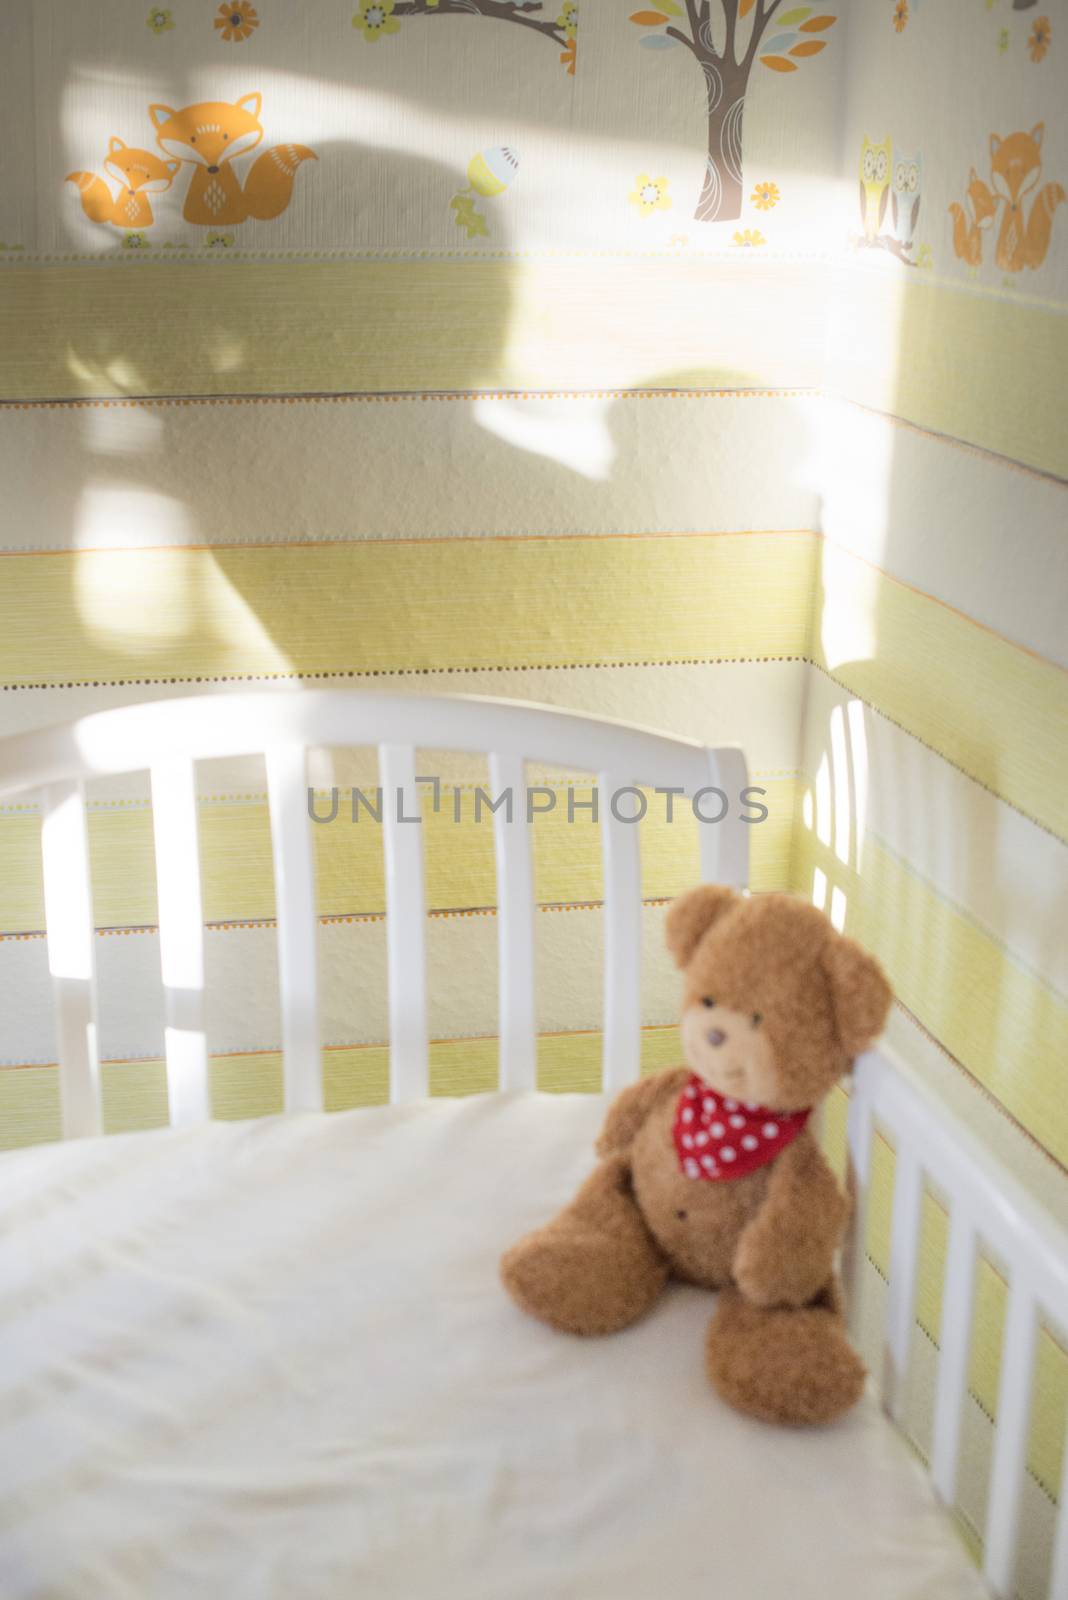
left=151, top=759, right=209, bottom=1126
left=983, top=1282, right=1037, bottom=1597
left=1050, top=1407, right=1068, bottom=1600
left=599, top=771, right=642, bottom=1093
left=883, top=1143, right=923, bottom=1423
left=40, top=780, right=101, bottom=1139
left=844, top=1065, right=876, bottom=1342
left=488, top=751, right=536, bottom=1092
left=380, top=743, right=429, bottom=1102
left=930, top=1206, right=977, bottom=1506
left=265, top=744, right=322, bottom=1113
left=699, top=746, right=749, bottom=888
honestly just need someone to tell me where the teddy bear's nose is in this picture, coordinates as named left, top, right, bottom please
left=706, top=1028, right=727, bottom=1047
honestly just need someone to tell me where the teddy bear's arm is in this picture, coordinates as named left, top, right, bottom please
left=732, top=1132, right=849, bottom=1310
left=595, top=1067, right=690, bottom=1158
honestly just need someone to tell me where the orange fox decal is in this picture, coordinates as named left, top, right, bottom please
left=66, top=138, right=179, bottom=229
left=149, top=92, right=316, bottom=226
left=948, top=167, right=997, bottom=267
left=989, top=124, right=1065, bottom=273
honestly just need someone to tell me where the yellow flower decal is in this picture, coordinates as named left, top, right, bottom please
left=122, top=232, right=150, bottom=249
left=732, top=229, right=766, bottom=247
left=214, top=2, right=259, bottom=41
left=996, top=26, right=1009, bottom=52
left=1028, top=16, right=1051, bottom=61
left=557, top=1, right=578, bottom=40
left=628, top=174, right=671, bottom=217
left=146, top=7, right=175, bottom=33
left=751, top=180, right=780, bottom=211
left=206, top=232, right=236, bottom=248
left=892, top=0, right=907, bottom=32
left=353, top=0, right=400, bottom=41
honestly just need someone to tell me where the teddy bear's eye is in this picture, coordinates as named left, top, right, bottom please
left=702, top=996, right=715, bottom=1008
left=752, top=1013, right=762, bottom=1027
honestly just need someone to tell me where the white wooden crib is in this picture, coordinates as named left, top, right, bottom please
left=0, top=690, right=1065, bottom=1600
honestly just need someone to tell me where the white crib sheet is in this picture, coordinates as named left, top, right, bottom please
left=0, top=1091, right=986, bottom=1600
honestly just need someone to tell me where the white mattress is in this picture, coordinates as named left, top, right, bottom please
left=0, top=1091, right=986, bottom=1600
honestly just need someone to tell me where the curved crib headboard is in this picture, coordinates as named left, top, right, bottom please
left=0, top=689, right=749, bottom=1139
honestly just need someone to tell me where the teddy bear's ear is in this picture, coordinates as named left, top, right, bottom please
left=821, top=934, right=892, bottom=1059
left=664, top=885, right=738, bottom=969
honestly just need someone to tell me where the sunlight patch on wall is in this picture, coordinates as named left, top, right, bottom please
left=814, top=752, right=832, bottom=849
left=473, top=395, right=615, bottom=482
left=817, top=539, right=881, bottom=673
left=829, top=703, right=851, bottom=865
left=812, top=397, right=897, bottom=572
left=846, top=698, right=869, bottom=872
left=76, top=483, right=193, bottom=552
left=67, top=349, right=151, bottom=394
left=73, top=489, right=294, bottom=672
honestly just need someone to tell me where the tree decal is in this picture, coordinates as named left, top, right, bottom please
left=354, top=1, right=577, bottom=72
left=629, top=2, right=836, bottom=223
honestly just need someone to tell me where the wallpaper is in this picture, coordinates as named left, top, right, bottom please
left=4, top=0, right=844, bottom=257
left=0, top=2, right=1066, bottom=1586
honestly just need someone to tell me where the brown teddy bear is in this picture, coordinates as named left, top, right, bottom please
left=500, top=886, right=892, bottom=1426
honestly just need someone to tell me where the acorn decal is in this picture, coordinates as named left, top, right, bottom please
left=451, top=146, right=519, bottom=239
left=467, top=145, right=519, bottom=197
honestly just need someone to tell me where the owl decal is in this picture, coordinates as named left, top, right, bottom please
left=859, top=136, right=892, bottom=242
left=891, top=151, right=923, bottom=247
left=856, top=135, right=923, bottom=264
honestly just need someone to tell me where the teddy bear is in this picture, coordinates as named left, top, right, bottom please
left=500, top=885, right=893, bottom=1426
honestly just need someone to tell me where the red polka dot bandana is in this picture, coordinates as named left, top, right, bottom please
left=672, top=1074, right=811, bottom=1182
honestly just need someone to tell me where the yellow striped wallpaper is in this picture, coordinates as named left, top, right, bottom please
left=0, top=779, right=795, bottom=934
left=792, top=828, right=1068, bottom=1170
left=0, top=1025, right=692, bottom=1151
left=1, top=1, right=1066, bottom=1585
left=0, top=532, right=817, bottom=684
left=3, top=262, right=1067, bottom=476
left=2, top=526, right=1062, bottom=837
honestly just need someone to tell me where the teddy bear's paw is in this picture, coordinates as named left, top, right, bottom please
left=500, top=1226, right=669, bottom=1337
left=732, top=1229, right=829, bottom=1310
left=706, top=1290, right=866, bottom=1426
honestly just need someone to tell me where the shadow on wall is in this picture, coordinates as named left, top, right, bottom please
left=9, top=132, right=515, bottom=702
left=6, top=374, right=820, bottom=701
left=9, top=113, right=825, bottom=709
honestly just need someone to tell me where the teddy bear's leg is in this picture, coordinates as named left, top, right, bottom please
left=501, top=1152, right=670, bottom=1336
left=705, top=1280, right=866, bottom=1425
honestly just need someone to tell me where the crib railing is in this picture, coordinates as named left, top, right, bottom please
left=0, top=689, right=749, bottom=1136
left=846, top=1045, right=1068, bottom=1600
left=6, top=688, right=1066, bottom=1598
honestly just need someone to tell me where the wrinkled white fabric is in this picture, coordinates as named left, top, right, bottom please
left=0, top=1092, right=985, bottom=1599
